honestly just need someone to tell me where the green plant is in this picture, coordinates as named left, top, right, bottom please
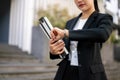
left=34, top=4, right=75, bottom=29
left=110, top=31, right=120, bottom=44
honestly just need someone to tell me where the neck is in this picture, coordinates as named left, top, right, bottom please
left=81, top=8, right=95, bottom=19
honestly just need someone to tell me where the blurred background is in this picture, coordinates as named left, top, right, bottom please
left=0, top=0, right=120, bottom=80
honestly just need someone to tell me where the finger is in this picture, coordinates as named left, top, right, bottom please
left=50, top=31, right=54, bottom=39
left=57, top=48, right=65, bottom=55
left=53, top=28, right=61, bottom=40
left=49, top=39, right=55, bottom=44
left=54, top=28, right=64, bottom=40
left=51, top=41, right=64, bottom=53
left=53, top=30, right=58, bottom=36
left=56, top=44, right=65, bottom=51
left=52, top=40, right=64, bottom=47
left=50, top=45, right=65, bottom=55
left=51, top=47, right=64, bottom=55
left=49, top=42, right=59, bottom=54
left=54, top=42, right=65, bottom=51
left=55, top=35, right=61, bottom=41
left=49, top=40, right=64, bottom=54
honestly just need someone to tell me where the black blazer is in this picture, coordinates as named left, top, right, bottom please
left=50, top=11, right=113, bottom=80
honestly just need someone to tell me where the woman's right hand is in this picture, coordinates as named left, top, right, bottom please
left=49, top=39, right=65, bottom=55
left=50, top=27, right=69, bottom=41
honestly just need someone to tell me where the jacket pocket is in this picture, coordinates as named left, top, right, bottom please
left=90, top=64, right=104, bottom=74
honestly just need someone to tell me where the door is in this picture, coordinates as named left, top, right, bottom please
left=0, top=0, right=11, bottom=43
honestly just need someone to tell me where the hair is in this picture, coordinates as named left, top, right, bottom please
left=94, top=0, right=99, bottom=12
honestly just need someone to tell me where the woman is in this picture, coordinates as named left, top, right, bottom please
left=49, top=0, right=113, bottom=80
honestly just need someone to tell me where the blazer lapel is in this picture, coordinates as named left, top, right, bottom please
left=69, top=11, right=98, bottom=30
left=69, top=13, right=82, bottom=30
left=83, top=11, right=98, bottom=29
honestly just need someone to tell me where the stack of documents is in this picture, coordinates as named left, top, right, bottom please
left=39, top=17, right=69, bottom=59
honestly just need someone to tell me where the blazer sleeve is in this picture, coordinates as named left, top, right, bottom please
left=50, top=51, right=68, bottom=60
left=49, top=53, right=61, bottom=59
left=69, top=14, right=113, bottom=42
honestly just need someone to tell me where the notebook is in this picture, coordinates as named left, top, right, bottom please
left=39, top=17, right=69, bottom=59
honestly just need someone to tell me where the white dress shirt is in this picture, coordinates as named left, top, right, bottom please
left=69, top=18, right=87, bottom=66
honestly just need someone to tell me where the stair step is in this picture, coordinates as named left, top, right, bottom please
left=0, top=63, right=57, bottom=74
left=0, top=51, right=29, bottom=56
left=0, top=44, right=22, bottom=53
left=0, top=54, right=35, bottom=59
left=0, top=44, right=57, bottom=80
left=0, top=58, right=41, bottom=64
left=0, top=73, right=55, bottom=80
left=104, top=62, right=120, bottom=80
left=0, top=63, right=56, bottom=67
left=0, top=44, right=42, bottom=63
left=0, top=63, right=57, bottom=70
left=0, top=68, right=57, bottom=74
left=0, top=63, right=57, bottom=80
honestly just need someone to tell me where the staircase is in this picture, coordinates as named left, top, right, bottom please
left=104, top=62, right=120, bottom=80
left=1, top=43, right=120, bottom=80
left=0, top=44, right=58, bottom=80
left=101, top=43, right=120, bottom=80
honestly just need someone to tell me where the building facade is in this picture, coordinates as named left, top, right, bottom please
left=0, top=0, right=79, bottom=59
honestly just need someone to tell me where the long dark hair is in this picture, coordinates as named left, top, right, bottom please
left=94, top=0, right=99, bottom=12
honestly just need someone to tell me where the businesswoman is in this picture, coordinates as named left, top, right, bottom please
left=49, top=0, right=113, bottom=80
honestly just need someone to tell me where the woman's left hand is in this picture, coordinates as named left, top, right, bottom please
left=49, top=39, right=65, bottom=55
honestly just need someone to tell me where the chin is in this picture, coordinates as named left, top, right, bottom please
left=80, top=9, right=87, bottom=12
left=78, top=7, right=87, bottom=11
left=81, top=8, right=90, bottom=12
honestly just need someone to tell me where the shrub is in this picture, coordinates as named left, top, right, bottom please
left=110, top=30, right=120, bottom=44
left=34, top=4, right=75, bottom=29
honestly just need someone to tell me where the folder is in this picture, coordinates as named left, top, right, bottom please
left=39, top=17, right=69, bottom=59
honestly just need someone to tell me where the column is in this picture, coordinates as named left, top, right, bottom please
left=22, top=0, right=34, bottom=53
left=18, top=0, right=24, bottom=49
left=9, top=0, right=17, bottom=45
left=9, top=0, right=34, bottom=54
